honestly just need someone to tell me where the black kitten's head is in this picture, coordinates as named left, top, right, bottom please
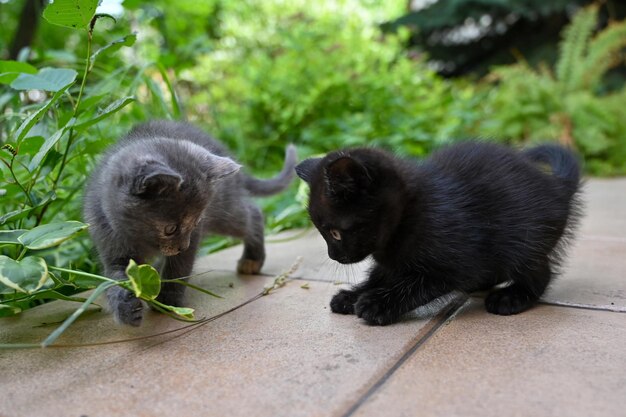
left=296, top=148, right=406, bottom=264
left=104, top=140, right=241, bottom=256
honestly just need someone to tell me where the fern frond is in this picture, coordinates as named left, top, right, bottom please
left=555, top=4, right=598, bottom=91
left=581, top=20, right=626, bottom=89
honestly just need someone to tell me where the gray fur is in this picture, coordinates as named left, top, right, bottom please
left=84, top=120, right=296, bottom=326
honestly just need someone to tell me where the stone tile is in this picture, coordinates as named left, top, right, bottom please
left=542, top=237, right=626, bottom=311
left=1, top=281, right=454, bottom=417
left=539, top=178, right=626, bottom=311
left=579, top=178, right=626, bottom=238
left=1, top=270, right=275, bottom=417
left=351, top=300, right=626, bottom=417
left=352, top=300, right=626, bottom=417
left=196, top=229, right=372, bottom=284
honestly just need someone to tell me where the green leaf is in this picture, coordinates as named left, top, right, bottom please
left=0, top=193, right=57, bottom=224
left=0, top=61, right=38, bottom=85
left=0, top=207, right=36, bottom=225
left=18, top=221, right=88, bottom=250
left=28, top=119, right=75, bottom=172
left=90, top=33, right=137, bottom=70
left=42, top=0, right=100, bottom=30
left=151, top=301, right=195, bottom=320
left=65, top=274, right=103, bottom=288
left=74, top=96, right=135, bottom=130
left=17, top=136, right=45, bottom=156
left=0, top=304, right=22, bottom=317
left=0, top=255, right=50, bottom=294
left=125, top=259, right=161, bottom=300
left=164, top=305, right=194, bottom=319
left=48, top=265, right=113, bottom=288
left=21, top=289, right=89, bottom=304
left=10, top=68, right=78, bottom=92
left=0, top=229, right=27, bottom=245
left=13, top=83, right=74, bottom=144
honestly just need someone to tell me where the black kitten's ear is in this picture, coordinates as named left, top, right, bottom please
left=205, top=154, right=242, bottom=181
left=295, top=158, right=322, bottom=183
left=130, top=160, right=183, bottom=196
left=324, top=156, right=370, bottom=197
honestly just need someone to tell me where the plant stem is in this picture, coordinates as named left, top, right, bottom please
left=39, top=25, right=95, bottom=225
left=41, top=280, right=115, bottom=347
left=159, top=278, right=223, bottom=299
left=16, top=246, right=28, bottom=261
left=52, top=25, right=93, bottom=190
left=1, top=157, right=35, bottom=207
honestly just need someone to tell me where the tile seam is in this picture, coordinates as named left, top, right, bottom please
left=337, top=295, right=470, bottom=417
left=538, top=300, right=626, bottom=313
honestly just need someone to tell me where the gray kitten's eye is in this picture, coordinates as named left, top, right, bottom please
left=164, top=224, right=178, bottom=236
left=329, top=229, right=342, bottom=241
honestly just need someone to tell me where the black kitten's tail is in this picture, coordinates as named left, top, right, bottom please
left=524, top=144, right=581, bottom=197
left=243, top=145, right=297, bottom=196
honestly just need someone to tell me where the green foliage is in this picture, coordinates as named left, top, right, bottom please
left=0, top=0, right=179, bottom=319
left=184, top=1, right=476, bottom=165
left=42, top=0, right=100, bottom=30
left=0, top=220, right=86, bottom=314
left=477, top=5, right=626, bottom=174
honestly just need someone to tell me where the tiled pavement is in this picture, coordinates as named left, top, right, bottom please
left=1, top=179, right=625, bottom=417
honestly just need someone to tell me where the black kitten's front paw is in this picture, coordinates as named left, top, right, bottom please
left=330, top=289, right=359, bottom=314
left=354, top=290, right=399, bottom=326
left=485, top=285, right=534, bottom=316
left=108, top=287, right=143, bottom=326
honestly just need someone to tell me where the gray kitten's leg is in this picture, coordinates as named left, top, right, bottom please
left=205, top=200, right=266, bottom=274
left=237, top=203, right=265, bottom=275
left=105, top=265, right=144, bottom=327
left=157, top=232, right=200, bottom=306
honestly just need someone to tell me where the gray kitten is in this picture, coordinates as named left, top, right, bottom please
left=84, top=120, right=296, bottom=326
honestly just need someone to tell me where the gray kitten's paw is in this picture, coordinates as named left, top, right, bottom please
left=237, top=258, right=263, bottom=275
left=108, top=286, right=143, bottom=326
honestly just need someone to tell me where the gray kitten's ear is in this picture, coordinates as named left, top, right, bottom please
left=205, top=154, right=242, bottom=181
left=295, top=157, right=322, bottom=183
left=130, top=160, right=183, bottom=196
left=324, top=156, right=370, bottom=197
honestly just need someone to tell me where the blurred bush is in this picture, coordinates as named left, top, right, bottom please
left=476, top=4, right=626, bottom=174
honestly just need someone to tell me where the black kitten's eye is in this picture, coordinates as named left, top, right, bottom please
left=329, top=229, right=342, bottom=241
left=164, top=224, right=178, bottom=236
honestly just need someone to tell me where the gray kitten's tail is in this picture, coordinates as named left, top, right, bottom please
left=244, top=145, right=297, bottom=196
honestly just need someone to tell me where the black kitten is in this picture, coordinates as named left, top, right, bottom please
left=296, top=141, right=581, bottom=325
left=84, top=120, right=296, bottom=326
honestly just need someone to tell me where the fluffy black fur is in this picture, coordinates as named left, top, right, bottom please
left=296, top=141, right=582, bottom=325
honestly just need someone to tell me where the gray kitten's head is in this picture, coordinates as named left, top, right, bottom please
left=102, top=139, right=240, bottom=256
